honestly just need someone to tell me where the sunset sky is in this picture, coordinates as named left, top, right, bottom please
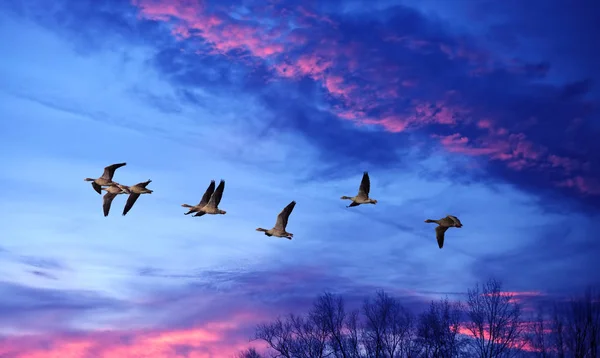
left=1, top=0, right=599, bottom=356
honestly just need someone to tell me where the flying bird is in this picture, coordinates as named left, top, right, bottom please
left=122, top=180, right=153, bottom=216
left=256, top=201, right=296, bottom=240
left=424, top=215, right=463, bottom=249
left=84, top=162, right=127, bottom=194
left=193, top=180, right=226, bottom=217
left=101, top=184, right=129, bottom=217
left=340, top=172, right=378, bottom=208
left=182, top=180, right=216, bottom=215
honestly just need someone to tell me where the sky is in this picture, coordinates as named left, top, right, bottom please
left=0, top=0, right=599, bottom=356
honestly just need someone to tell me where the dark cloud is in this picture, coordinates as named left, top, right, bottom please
left=0, top=281, right=128, bottom=331
left=5, top=0, right=598, bottom=210
left=468, top=219, right=600, bottom=294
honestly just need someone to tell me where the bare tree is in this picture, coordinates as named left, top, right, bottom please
left=552, top=287, right=600, bottom=358
left=465, top=278, right=525, bottom=358
left=524, top=305, right=550, bottom=358
left=237, top=347, right=264, bottom=358
left=254, top=317, right=295, bottom=358
left=549, top=302, right=566, bottom=358
left=311, top=292, right=355, bottom=358
left=528, top=286, right=600, bottom=358
left=416, top=297, right=464, bottom=358
left=253, top=293, right=354, bottom=358
left=362, top=290, right=414, bottom=358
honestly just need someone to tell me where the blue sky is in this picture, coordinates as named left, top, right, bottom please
left=0, top=0, right=598, bottom=355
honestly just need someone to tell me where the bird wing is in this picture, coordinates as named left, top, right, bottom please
left=135, top=179, right=152, bottom=188
left=275, top=201, right=296, bottom=230
left=101, top=163, right=126, bottom=180
left=198, top=180, right=216, bottom=207
left=206, top=180, right=225, bottom=209
left=122, top=193, right=140, bottom=216
left=357, top=172, right=370, bottom=199
left=103, top=192, right=118, bottom=217
left=435, top=226, right=449, bottom=249
left=91, top=181, right=102, bottom=195
left=447, top=215, right=462, bottom=227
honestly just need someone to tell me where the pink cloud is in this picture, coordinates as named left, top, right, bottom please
left=556, top=176, right=600, bottom=195
left=0, top=314, right=260, bottom=358
left=131, top=0, right=598, bottom=197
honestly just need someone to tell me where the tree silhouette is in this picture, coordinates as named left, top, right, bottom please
left=237, top=347, right=263, bottom=358
left=362, top=290, right=415, bottom=357
left=545, top=287, right=600, bottom=358
left=415, top=297, right=464, bottom=358
left=465, top=278, right=525, bottom=357
left=243, top=280, right=599, bottom=358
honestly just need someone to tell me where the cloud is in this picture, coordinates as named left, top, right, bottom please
left=4, top=0, right=599, bottom=209
left=0, top=282, right=128, bottom=334
left=120, top=0, right=599, bottom=208
left=1, top=1, right=599, bottom=356
left=0, top=323, right=254, bottom=358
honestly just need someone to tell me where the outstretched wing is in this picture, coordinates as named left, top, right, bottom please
left=275, top=201, right=296, bottom=230
left=101, top=163, right=126, bottom=180
left=435, top=226, right=449, bottom=249
left=122, top=193, right=140, bottom=216
left=206, top=180, right=225, bottom=209
left=135, top=179, right=152, bottom=188
left=91, top=181, right=102, bottom=195
left=357, top=172, right=370, bottom=199
left=103, top=192, right=118, bottom=217
left=198, top=180, right=216, bottom=207
left=447, top=215, right=462, bottom=227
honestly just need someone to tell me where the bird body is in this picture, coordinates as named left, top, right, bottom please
left=424, top=215, right=463, bottom=249
left=256, top=201, right=296, bottom=240
left=341, top=172, right=377, bottom=207
left=84, top=163, right=127, bottom=194
left=122, top=180, right=153, bottom=216
left=182, top=180, right=216, bottom=215
left=101, top=184, right=128, bottom=217
left=191, top=180, right=226, bottom=216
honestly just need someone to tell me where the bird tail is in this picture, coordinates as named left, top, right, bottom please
left=181, top=204, right=192, bottom=208
left=424, top=219, right=436, bottom=223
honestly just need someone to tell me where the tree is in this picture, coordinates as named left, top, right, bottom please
left=416, top=297, right=465, bottom=358
left=251, top=290, right=419, bottom=358
left=361, top=290, right=415, bottom=358
left=465, top=278, right=525, bottom=357
left=524, top=305, right=550, bottom=358
left=253, top=293, right=353, bottom=358
left=550, top=287, right=600, bottom=358
left=237, top=347, right=264, bottom=358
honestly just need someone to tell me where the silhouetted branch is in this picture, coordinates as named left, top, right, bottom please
left=465, top=278, right=524, bottom=358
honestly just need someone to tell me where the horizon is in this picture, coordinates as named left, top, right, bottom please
left=1, top=0, right=599, bottom=356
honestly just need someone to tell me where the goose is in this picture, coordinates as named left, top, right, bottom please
left=424, top=215, right=463, bottom=249
left=341, top=171, right=377, bottom=207
left=256, top=201, right=296, bottom=240
left=122, top=180, right=153, bottom=216
left=101, top=184, right=129, bottom=217
left=182, top=180, right=215, bottom=215
left=193, top=180, right=226, bottom=217
left=84, top=163, right=127, bottom=195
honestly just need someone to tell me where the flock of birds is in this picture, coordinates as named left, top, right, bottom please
left=84, top=163, right=463, bottom=248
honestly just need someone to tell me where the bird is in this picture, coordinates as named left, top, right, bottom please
left=424, top=215, right=463, bottom=249
left=340, top=171, right=378, bottom=208
left=256, top=201, right=296, bottom=240
left=181, top=180, right=216, bottom=215
left=193, top=180, right=226, bottom=217
left=122, top=180, right=153, bottom=216
left=101, top=184, right=129, bottom=217
left=84, top=163, right=127, bottom=195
